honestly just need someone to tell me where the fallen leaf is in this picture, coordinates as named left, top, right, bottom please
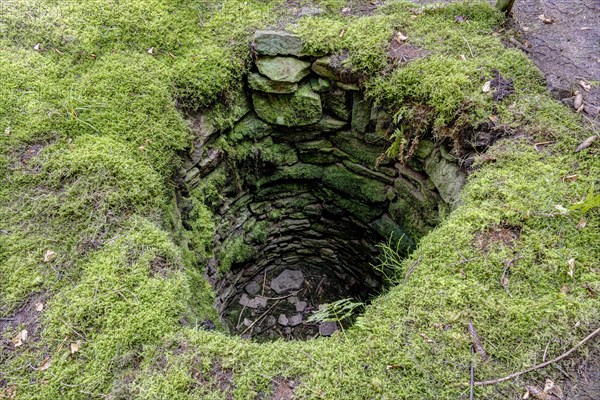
left=554, top=204, right=569, bottom=215
left=37, top=357, right=51, bottom=371
left=579, top=80, right=591, bottom=91
left=12, top=329, right=28, bottom=347
left=567, top=258, right=575, bottom=279
left=574, top=135, right=597, bottom=152
left=43, top=250, right=56, bottom=263
left=459, top=54, right=467, bottom=61
left=35, top=302, right=44, bottom=311
left=482, top=81, right=491, bottom=93
left=338, top=28, right=346, bottom=38
left=576, top=218, right=587, bottom=229
left=33, top=43, right=42, bottom=51
left=538, top=14, right=555, bottom=24
left=500, top=276, right=509, bottom=288
left=147, top=47, right=155, bottom=54
left=419, top=332, right=433, bottom=343
left=394, top=32, right=408, bottom=42
left=560, top=284, right=569, bottom=294
left=573, top=92, right=584, bottom=110
left=563, top=174, right=578, bottom=182
left=544, top=379, right=564, bottom=399
left=488, top=115, right=498, bottom=123
left=70, top=340, right=81, bottom=354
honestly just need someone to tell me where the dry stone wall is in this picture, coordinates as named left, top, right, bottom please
left=178, top=30, right=467, bottom=339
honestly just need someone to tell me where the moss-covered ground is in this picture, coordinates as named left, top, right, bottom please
left=0, top=1, right=598, bottom=398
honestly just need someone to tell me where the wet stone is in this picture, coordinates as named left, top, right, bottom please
left=270, top=269, right=304, bottom=294
left=295, top=301, right=307, bottom=312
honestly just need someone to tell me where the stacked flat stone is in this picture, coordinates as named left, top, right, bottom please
left=179, top=30, right=468, bottom=329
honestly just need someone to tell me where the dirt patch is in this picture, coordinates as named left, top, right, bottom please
left=389, top=41, right=430, bottom=65
left=474, top=224, right=521, bottom=251
left=270, top=378, right=296, bottom=400
left=191, top=359, right=235, bottom=399
left=489, top=69, right=515, bottom=101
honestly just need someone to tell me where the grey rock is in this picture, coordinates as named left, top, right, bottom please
left=287, top=296, right=299, bottom=304
left=245, top=281, right=261, bottom=296
left=351, top=92, right=371, bottom=133
left=295, top=301, right=307, bottom=312
left=270, top=269, right=304, bottom=294
left=265, top=315, right=277, bottom=327
left=254, top=30, right=305, bottom=57
left=239, top=293, right=268, bottom=309
left=289, top=314, right=303, bottom=327
left=248, top=72, right=298, bottom=94
left=319, top=321, right=338, bottom=336
left=278, top=314, right=289, bottom=326
left=256, top=57, right=311, bottom=83
left=424, top=149, right=466, bottom=206
left=243, top=318, right=253, bottom=327
left=253, top=84, right=322, bottom=127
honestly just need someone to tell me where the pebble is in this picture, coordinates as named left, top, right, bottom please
left=278, top=314, right=289, bottom=326
left=319, top=321, right=338, bottom=336
left=245, top=281, right=261, bottom=296
left=287, top=296, right=299, bottom=304
left=295, top=301, right=307, bottom=312
left=265, top=315, right=277, bottom=327
left=574, top=92, right=584, bottom=110
left=243, top=318, right=253, bottom=327
left=289, top=314, right=303, bottom=327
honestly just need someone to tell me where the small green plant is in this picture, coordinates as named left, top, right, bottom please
left=374, top=236, right=407, bottom=285
left=307, top=298, right=364, bottom=338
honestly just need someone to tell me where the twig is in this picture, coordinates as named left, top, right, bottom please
left=236, top=305, right=247, bottom=330
left=240, top=300, right=280, bottom=335
left=404, top=253, right=422, bottom=284
left=543, top=340, right=551, bottom=362
left=470, top=346, right=475, bottom=400
left=468, top=323, right=488, bottom=362
left=302, top=351, right=325, bottom=368
left=508, top=37, right=530, bottom=53
left=471, top=326, right=600, bottom=386
left=449, top=257, right=481, bottom=267
left=458, top=31, right=474, bottom=58
left=262, top=290, right=302, bottom=301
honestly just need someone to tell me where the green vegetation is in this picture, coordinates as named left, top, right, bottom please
left=1, top=1, right=598, bottom=399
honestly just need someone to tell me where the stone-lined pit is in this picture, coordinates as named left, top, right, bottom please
left=178, top=30, right=468, bottom=341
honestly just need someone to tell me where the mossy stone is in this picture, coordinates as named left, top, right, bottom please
left=296, top=140, right=339, bottom=164
left=248, top=72, right=298, bottom=94
left=256, top=57, right=311, bottom=83
left=424, top=149, right=466, bottom=206
left=230, top=113, right=273, bottom=141
left=253, top=84, right=322, bottom=127
left=322, top=165, right=388, bottom=204
left=351, top=92, right=371, bottom=133
left=310, top=77, right=331, bottom=93
left=257, top=163, right=323, bottom=186
left=254, top=30, right=305, bottom=56
left=330, top=131, right=383, bottom=166
left=323, top=87, right=351, bottom=121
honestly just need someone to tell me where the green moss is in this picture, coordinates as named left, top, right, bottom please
left=323, top=165, right=388, bottom=203
left=218, top=235, right=254, bottom=274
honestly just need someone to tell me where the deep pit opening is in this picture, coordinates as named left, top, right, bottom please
left=206, top=180, right=411, bottom=341
left=178, top=32, right=470, bottom=341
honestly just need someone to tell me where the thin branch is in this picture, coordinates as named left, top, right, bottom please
left=471, top=326, right=600, bottom=386
left=240, top=300, right=280, bottom=336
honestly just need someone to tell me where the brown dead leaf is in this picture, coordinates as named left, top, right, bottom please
left=538, top=14, right=555, bottom=24
left=70, top=340, right=82, bottom=354
left=394, top=31, right=408, bottom=42
left=419, top=332, right=433, bottom=343
left=37, top=357, right=52, bottom=371
left=579, top=80, right=591, bottom=91
left=12, top=329, right=28, bottom=347
left=488, top=115, right=498, bottom=123
left=560, top=284, right=569, bottom=294
left=576, top=218, right=587, bottom=229
left=575, top=135, right=597, bottom=152
left=0, top=386, right=17, bottom=399
left=43, top=250, right=56, bottom=263
left=563, top=174, right=578, bottom=182
left=500, top=275, right=510, bottom=288
left=338, top=28, right=346, bottom=38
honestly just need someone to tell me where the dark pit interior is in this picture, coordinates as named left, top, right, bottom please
left=178, top=38, right=469, bottom=341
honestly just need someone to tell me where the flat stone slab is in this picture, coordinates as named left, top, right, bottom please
left=270, top=269, right=304, bottom=294
left=295, top=301, right=307, bottom=313
left=253, top=84, right=322, bottom=127
left=239, top=293, right=267, bottom=309
left=245, top=281, right=261, bottom=296
left=256, top=57, right=311, bottom=83
left=248, top=72, right=298, bottom=94
left=254, top=30, right=305, bottom=56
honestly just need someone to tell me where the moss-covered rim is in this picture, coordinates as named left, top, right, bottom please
left=0, top=1, right=598, bottom=399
